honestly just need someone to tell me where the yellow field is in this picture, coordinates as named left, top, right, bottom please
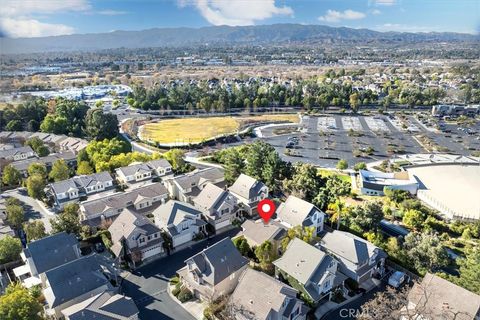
left=141, top=114, right=299, bottom=144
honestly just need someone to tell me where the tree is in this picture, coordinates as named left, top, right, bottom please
left=0, top=283, right=44, bottom=320
left=349, top=92, right=360, bottom=112
left=348, top=201, right=384, bottom=232
left=50, top=203, right=81, bottom=236
left=449, top=248, right=480, bottom=295
left=254, top=241, right=277, bottom=273
left=354, top=162, right=367, bottom=171
left=281, top=226, right=316, bottom=251
left=232, top=237, right=251, bottom=257
left=25, top=137, right=49, bottom=157
left=49, top=159, right=70, bottom=181
left=327, top=199, right=348, bottom=230
left=403, top=232, right=449, bottom=273
left=6, top=204, right=24, bottom=229
left=2, top=165, right=21, bottom=186
left=27, top=163, right=47, bottom=179
left=26, top=174, right=46, bottom=199
left=384, top=188, right=411, bottom=204
left=402, top=209, right=426, bottom=230
left=283, top=163, right=325, bottom=202
left=358, top=286, right=411, bottom=320
left=163, top=149, right=189, bottom=173
left=0, top=236, right=22, bottom=264
left=76, top=161, right=94, bottom=175
left=223, top=148, right=244, bottom=184
left=24, top=221, right=46, bottom=243
left=6, top=119, right=22, bottom=131
left=85, top=108, right=119, bottom=140
left=336, top=159, right=348, bottom=170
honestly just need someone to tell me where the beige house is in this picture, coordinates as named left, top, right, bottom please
left=178, top=238, right=248, bottom=301
left=238, top=219, right=287, bottom=251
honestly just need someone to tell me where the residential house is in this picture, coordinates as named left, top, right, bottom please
left=178, top=238, right=249, bottom=301
left=404, top=273, right=480, bottom=320
left=153, top=200, right=207, bottom=248
left=229, top=174, right=268, bottom=215
left=165, top=167, right=225, bottom=203
left=42, top=255, right=113, bottom=318
left=276, top=195, right=325, bottom=235
left=0, top=146, right=36, bottom=161
left=58, top=137, right=88, bottom=153
left=79, top=182, right=168, bottom=228
left=47, top=172, right=114, bottom=209
left=273, top=238, right=339, bottom=304
left=62, top=290, right=140, bottom=320
left=318, top=230, right=386, bottom=286
left=11, top=151, right=77, bottom=177
left=115, top=159, right=173, bottom=185
left=13, top=232, right=81, bottom=288
left=193, top=183, right=239, bottom=232
left=238, top=219, right=287, bottom=251
left=229, top=268, right=308, bottom=320
left=109, top=209, right=164, bottom=265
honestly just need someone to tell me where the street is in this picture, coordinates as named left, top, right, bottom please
left=121, top=228, right=240, bottom=320
left=3, top=188, right=54, bottom=233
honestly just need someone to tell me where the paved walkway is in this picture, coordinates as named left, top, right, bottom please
left=167, top=284, right=206, bottom=320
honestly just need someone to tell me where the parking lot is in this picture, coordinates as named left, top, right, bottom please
left=261, top=113, right=480, bottom=168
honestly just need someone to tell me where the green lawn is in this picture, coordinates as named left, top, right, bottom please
left=318, top=169, right=351, bottom=183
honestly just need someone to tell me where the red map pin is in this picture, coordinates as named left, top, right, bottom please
left=257, top=199, right=275, bottom=224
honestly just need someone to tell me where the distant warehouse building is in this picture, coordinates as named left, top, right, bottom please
left=432, top=104, right=479, bottom=117
left=358, top=170, right=419, bottom=196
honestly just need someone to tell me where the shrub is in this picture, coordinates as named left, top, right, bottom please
left=177, top=287, right=193, bottom=303
left=170, top=276, right=179, bottom=285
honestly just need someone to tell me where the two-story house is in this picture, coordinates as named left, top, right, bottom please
left=0, top=145, right=36, bottom=161
left=42, top=255, right=113, bottom=318
left=165, top=167, right=225, bottom=203
left=193, top=183, right=238, bottom=232
left=115, top=159, right=173, bottom=185
left=229, top=269, right=308, bottom=320
left=229, top=174, right=268, bottom=216
left=276, top=195, right=325, bottom=235
left=318, top=230, right=387, bottom=286
left=109, top=208, right=164, bottom=265
left=238, top=219, right=287, bottom=253
left=48, top=172, right=114, bottom=210
left=11, top=151, right=77, bottom=178
left=79, top=182, right=169, bottom=228
left=178, top=238, right=248, bottom=301
left=62, top=290, right=140, bottom=320
left=13, top=232, right=81, bottom=288
left=273, top=238, right=339, bottom=304
left=153, top=200, right=207, bottom=248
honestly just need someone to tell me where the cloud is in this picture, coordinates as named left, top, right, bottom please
left=0, top=0, right=91, bottom=16
left=0, top=17, right=74, bottom=38
left=371, top=9, right=382, bottom=15
left=373, top=0, right=397, bottom=6
left=318, top=10, right=366, bottom=23
left=97, top=10, right=128, bottom=16
left=180, top=0, right=293, bottom=26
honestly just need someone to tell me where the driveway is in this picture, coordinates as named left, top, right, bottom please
left=3, top=188, right=54, bottom=233
left=121, top=228, right=240, bottom=320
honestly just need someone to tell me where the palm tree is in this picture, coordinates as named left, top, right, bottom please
left=327, top=199, right=348, bottom=230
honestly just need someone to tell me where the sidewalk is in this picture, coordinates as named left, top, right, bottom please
left=167, top=282, right=206, bottom=320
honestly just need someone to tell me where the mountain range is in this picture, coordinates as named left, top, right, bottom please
left=1, top=24, right=478, bottom=54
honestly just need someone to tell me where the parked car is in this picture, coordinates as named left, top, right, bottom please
left=388, top=271, right=409, bottom=288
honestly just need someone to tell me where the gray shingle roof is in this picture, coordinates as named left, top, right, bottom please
left=50, top=171, right=113, bottom=195
left=62, top=290, right=139, bottom=320
left=11, top=151, right=76, bottom=172
left=186, top=238, right=248, bottom=286
left=240, top=219, right=287, bottom=247
left=319, top=230, right=386, bottom=267
left=173, top=167, right=224, bottom=191
left=193, top=183, right=229, bottom=212
left=0, top=146, right=34, bottom=159
left=44, top=255, right=111, bottom=308
left=109, top=208, right=161, bottom=245
left=25, top=232, right=79, bottom=275
left=276, top=195, right=321, bottom=227
left=116, top=158, right=172, bottom=177
left=153, top=200, right=202, bottom=227
left=273, top=238, right=329, bottom=285
left=80, top=182, right=168, bottom=218
left=229, top=173, right=266, bottom=200
left=230, top=269, right=300, bottom=320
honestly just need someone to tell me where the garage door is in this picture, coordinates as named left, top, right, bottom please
left=174, top=233, right=192, bottom=247
left=216, top=220, right=231, bottom=230
left=142, top=245, right=162, bottom=259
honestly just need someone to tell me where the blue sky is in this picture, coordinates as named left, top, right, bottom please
left=0, top=0, right=478, bottom=38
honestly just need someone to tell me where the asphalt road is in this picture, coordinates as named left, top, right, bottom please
left=121, top=228, right=240, bottom=320
left=3, top=188, right=53, bottom=232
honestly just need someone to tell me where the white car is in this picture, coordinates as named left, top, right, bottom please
left=388, top=271, right=408, bottom=288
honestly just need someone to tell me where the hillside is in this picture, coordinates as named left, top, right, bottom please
left=0, top=24, right=478, bottom=54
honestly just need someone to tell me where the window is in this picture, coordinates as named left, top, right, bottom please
left=154, top=233, right=158, bottom=238
left=139, top=238, right=145, bottom=243
left=147, top=235, right=151, bottom=240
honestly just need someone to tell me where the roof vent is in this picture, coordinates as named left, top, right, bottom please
left=249, top=300, right=254, bottom=304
